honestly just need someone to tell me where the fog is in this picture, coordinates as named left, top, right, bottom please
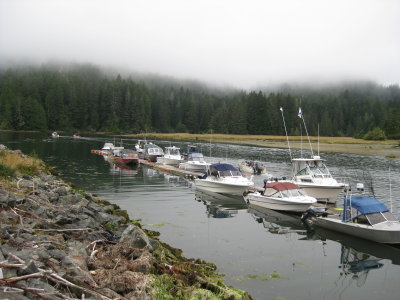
left=1, top=0, right=399, bottom=89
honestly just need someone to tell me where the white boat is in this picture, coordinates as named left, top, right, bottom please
left=157, top=146, right=184, bottom=166
left=291, top=156, right=346, bottom=204
left=302, top=187, right=400, bottom=244
left=51, top=132, right=59, bottom=138
left=179, top=152, right=210, bottom=172
left=195, top=163, right=254, bottom=196
left=246, top=181, right=317, bottom=212
left=135, top=139, right=147, bottom=155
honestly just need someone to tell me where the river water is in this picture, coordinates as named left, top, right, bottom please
left=2, top=131, right=400, bottom=300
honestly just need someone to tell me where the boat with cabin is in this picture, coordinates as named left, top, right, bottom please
left=246, top=181, right=317, bottom=212
left=143, top=143, right=164, bottom=162
left=157, top=146, right=184, bottom=166
left=195, top=163, right=254, bottom=196
left=302, top=184, right=400, bottom=244
left=291, top=156, right=346, bottom=204
left=179, top=152, right=210, bottom=172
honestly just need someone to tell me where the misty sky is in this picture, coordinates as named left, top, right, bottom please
left=1, top=0, right=399, bottom=89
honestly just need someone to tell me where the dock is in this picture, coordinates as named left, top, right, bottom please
left=138, top=159, right=205, bottom=179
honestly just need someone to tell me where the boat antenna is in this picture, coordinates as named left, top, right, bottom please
left=317, top=123, right=320, bottom=156
left=389, top=164, right=393, bottom=213
left=298, top=107, right=314, bottom=157
left=279, top=107, right=292, bottom=160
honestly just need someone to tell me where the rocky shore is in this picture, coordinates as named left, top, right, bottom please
left=0, top=146, right=251, bottom=300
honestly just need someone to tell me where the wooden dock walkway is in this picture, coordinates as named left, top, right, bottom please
left=139, top=159, right=205, bottom=179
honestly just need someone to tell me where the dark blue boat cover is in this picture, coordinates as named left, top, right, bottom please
left=210, top=163, right=238, bottom=171
left=345, top=195, right=389, bottom=214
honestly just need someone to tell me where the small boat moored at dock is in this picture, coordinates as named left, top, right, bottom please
left=142, top=143, right=164, bottom=162
left=179, top=151, right=210, bottom=172
left=291, top=156, right=346, bottom=204
left=239, top=160, right=267, bottom=175
left=302, top=184, right=400, bottom=244
left=246, top=181, right=317, bottom=212
left=157, top=146, right=184, bottom=166
left=111, top=149, right=139, bottom=166
left=195, top=163, right=254, bottom=196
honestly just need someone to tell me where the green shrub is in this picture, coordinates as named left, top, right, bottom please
left=0, top=162, right=16, bottom=178
left=364, top=127, right=386, bottom=140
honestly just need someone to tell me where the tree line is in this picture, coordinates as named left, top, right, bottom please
left=0, top=64, right=399, bottom=139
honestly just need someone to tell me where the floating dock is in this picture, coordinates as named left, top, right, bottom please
left=139, top=159, right=205, bottom=179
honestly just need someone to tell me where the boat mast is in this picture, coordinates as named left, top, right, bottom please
left=298, top=107, right=314, bottom=157
left=279, top=107, right=292, bottom=161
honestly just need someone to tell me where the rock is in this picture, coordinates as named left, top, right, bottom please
left=119, top=224, right=154, bottom=251
left=0, top=292, right=31, bottom=300
left=0, top=193, right=16, bottom=208
left=18, top=260, right=40, bottom=275
left=54, top=186, right=68, bottom=196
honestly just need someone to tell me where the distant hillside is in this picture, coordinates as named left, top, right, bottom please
left=0, top=63, right=399, bottom=139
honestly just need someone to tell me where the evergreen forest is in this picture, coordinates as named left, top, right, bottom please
left=1, top=64, right=399, bottom=139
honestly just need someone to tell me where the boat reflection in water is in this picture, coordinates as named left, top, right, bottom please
left=247, top=204, right=307, bottom=235
left=195, top=189, right=248, bottom=218
left=109, top=162, right=139, bottom=176
left=307, top=226, right=400, bottom=293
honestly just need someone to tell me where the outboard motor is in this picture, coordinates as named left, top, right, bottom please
left=301, top=207, right=328, bottom=222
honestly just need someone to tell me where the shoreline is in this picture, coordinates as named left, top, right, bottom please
left=122, top=133, right=400, bottom=158
left=0, top=146, right=251, bottom=299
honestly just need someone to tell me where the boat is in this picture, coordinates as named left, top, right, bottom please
left=246, top=181, right=317, bottom=212
left=194, top=163, right=254, bottom=195
left=72, top=133, right=81, bottom=139
left=302, top=184, right=400, bottom=244
left=111, top=149, right=139, bottom=166
left=51, top=132, right=59, bottom=138
left=143, top=143, right=164, bottom=162
left=239, top=160, right=267, bottom=175
left=156, top=146, right=184, bottom=166
left=179, top=152, right=210, bottom=172
left=291, top=156, right=346, bottom=204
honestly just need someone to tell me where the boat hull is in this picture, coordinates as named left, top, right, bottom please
left=179, top=162, right=210, bottom=172
left=247, top=193, right=315, bottom=212
left=311, top=217, right=400, bottom=244
left=295, top=183, right=344, bottom=204
left=195, top=179, right=253, bottom=196
left=157, top=157, right=184, bottom=166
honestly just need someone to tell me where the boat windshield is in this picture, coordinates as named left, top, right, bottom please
left=189, top=153, right=205, bottom=161
left=168, top=148, right=180, bottom=155
left=219, top=170, right=242, bottom=177
left=280, top=189, right=306, bottom=198
left=309, top=161, right=330, bottom=177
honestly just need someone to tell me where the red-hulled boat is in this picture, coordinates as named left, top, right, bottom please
left=112, top=149, right=139, bottom=166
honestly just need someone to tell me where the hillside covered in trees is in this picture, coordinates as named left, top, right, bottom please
left=0, top=64, right=399, bottom=139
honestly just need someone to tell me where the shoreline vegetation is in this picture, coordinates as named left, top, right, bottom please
left=122, top=133, right=400, bottom=158
left=0, top=145, right=252, bottom=299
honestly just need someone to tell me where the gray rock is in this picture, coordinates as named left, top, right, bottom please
left=18, top=260, right=39, bottom=275
left=54, top=186, right=68, bottom=196
left=18, top=179, right=34, bottom=189
left=0, top=193, right=16, bottom=208
left=119, top=224, right=154, bottom=251
left=0, top=292, right=30, bottom=300
left=48, top=249, right=68, bottom=261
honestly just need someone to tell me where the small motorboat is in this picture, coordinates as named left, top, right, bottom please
left=51, top=132, right=59, bottom=138
left=143, top=143, right=164, bottom=162
left=239, top=160, right=267, bottom=175
left=101, top=142, right=124, bottom=156
left=302, top=184, right=400, bottom=244
left=290, top=156, right=346, bottom=204
left=179, top=152, right=210, bottom=172
left=111, top=149, right=139, bottom=166
left=194, top=163, right=254, bottom=196
left=157, top=146, right=184, bottom=166
left=246, top=181, right=317, bottom=212
left=72, top=133, right=81, bottom=139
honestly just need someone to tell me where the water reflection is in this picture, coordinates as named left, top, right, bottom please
left=248, top=204, right=307, bottom=235
left=195, top=190, right=248, bottom=218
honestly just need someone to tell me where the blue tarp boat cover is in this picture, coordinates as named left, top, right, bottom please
left=210, top=163, right=238, bottom=172
left=345, top=195, right=389, bottom=214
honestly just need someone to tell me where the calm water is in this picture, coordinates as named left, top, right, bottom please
left=2, top=132, right=400, bottom=300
